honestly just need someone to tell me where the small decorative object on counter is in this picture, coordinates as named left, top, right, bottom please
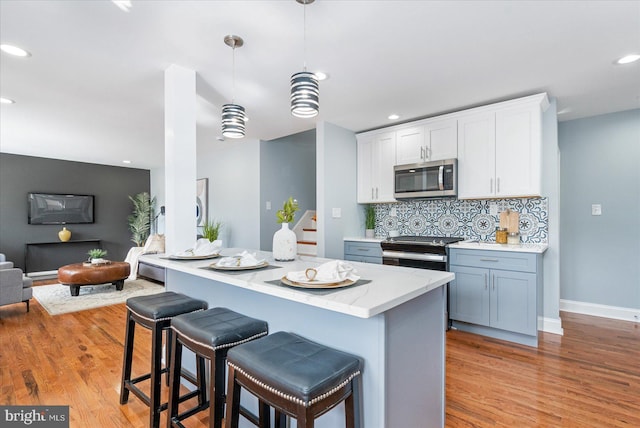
left=495, top=227, right=507, bottom=244
left=507, top=232, right=520, bottom=245
left=58, top=227, right=71, bottom=242
left=273, top=197, right=299, bottom=261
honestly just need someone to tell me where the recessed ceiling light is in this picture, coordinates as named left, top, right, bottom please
left=112, top=0, right=132, bottom=12
left=0, top=44, right=31, bottom=57
left=615, top=54, right=640, bottom=65
left=388, top=114, right=400, bottom=120
left=314, top=71, right=329, bottom=81
left=122, top=160, right=131, bottom=164
left=0, top=97, right=15, bottom=104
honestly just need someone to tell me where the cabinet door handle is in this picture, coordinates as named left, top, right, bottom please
left=492, top=274, right=496, bottom=291
left=376, top=187, right=379, bottom=199
left=426, top=146, right=430, bottom=160
left=484, top=273, right=488, bottom=290
left=357, top=248, right=369, bottom=252
left=420, top=146, right=424, bottom=160
left=497, top=177, right=500, bottom=193
left=480, top=258, right=499, bottom=262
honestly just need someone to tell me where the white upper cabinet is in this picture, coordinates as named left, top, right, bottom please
left=395, top=119, right=457, bottom=165
left=395, top=126, right=425, bottom=165
left=457, top=94, right=548, bottom=199
left=495, top=105, right=542, bottom=197
left=357, top=132, right=397, bottom=203
left=457, top=112, right=496, bottom=199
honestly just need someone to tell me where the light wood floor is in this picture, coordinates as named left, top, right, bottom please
left=1, top=285, right=638, bottom=427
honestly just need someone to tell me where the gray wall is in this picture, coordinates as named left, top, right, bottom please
left=0, top=153, right=150, bottom=271
left=317, top=121, right=360, bottom=259
left=260, top=130, right=316, bottom=251
left=558, top=109, right=640, bottom=309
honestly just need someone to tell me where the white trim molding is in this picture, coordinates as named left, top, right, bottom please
left=538, top=316, right=564, bottom=335
left=560, top=299, right=640, bottom=323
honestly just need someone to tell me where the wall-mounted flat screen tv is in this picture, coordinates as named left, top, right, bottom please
left=28, top=193, right=94, bottom=224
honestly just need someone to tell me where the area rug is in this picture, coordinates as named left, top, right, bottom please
left=32, top=279, right=165, bottom=316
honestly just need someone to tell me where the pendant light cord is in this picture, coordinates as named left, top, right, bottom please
left=231, top=43, right=236, bottom=103
left=303, top=1, right=307, bottom=71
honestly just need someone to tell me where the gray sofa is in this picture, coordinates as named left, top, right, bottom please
left=0, top=253, right=33, bottom=312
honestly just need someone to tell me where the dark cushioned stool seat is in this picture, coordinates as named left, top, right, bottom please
left=167, top=307, right=269, bottom=428
left=225, top=331, right=363, bottom=428
left=127, top=292, right=208, bottom=322
left=120, top=292, right=208, bottom=428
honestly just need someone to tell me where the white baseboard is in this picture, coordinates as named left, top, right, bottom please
left=27, top=270, right=58, bottom=278
left=560, top=299, right=640, bottom=323
left=538, top=316, right=564, bottom=335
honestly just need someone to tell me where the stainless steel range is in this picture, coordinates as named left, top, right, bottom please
left=381, top=235, right=465, bottom=330
left=381, top=235, right=465, bottom=271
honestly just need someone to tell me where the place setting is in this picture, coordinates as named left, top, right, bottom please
left=204, top=250, right=279, bottom=274
left=165, top=238, right=222, bottom=260
left=276, top=260, right=368, bottom=290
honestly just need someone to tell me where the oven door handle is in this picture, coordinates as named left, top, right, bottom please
left=383, top=250, right=447, bottom=263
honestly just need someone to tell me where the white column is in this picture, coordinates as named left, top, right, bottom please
left=164, top=64, right=197, bottom=255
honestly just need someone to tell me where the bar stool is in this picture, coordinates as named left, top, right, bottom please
left=119, top=292, right=208, bottom=428
left=225, top=331, right=363, bottom=428
left=167, top=307, right=269, bottom=428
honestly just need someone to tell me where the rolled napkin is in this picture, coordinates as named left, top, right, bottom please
left=216, top=250, right=265, bottom=267
left=175, top=238, right=222, bottom=257
left=286, top=260, right=360, bottom=283
left=193, top=238, right=222, bottom=255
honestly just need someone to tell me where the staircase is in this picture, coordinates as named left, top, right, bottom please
left=293, top=210, right=317, bottom=256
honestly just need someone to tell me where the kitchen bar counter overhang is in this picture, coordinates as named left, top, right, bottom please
left=141, top=250, right=454, bottom=427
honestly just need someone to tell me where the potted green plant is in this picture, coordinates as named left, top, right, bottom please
left=365, top=204, right=376, bottom=238
left=87, top=248, right=107, bottom=264
left=201, top=219, right=222, bottom=242
left=273, top=197, right=299, bottom=261
left=128, top=192, right=156, bottom=247
left=276, top=197, right=299, bottom=224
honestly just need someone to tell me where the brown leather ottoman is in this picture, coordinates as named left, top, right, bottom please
left=58, top=262, right=131, bottom=296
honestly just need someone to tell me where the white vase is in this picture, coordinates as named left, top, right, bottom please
left=272, top=223, right=297, bottom=261
left=365, top=229, right=375, bottom=239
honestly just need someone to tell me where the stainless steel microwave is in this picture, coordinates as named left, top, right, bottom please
left=394, top=159, right=457, bottom=199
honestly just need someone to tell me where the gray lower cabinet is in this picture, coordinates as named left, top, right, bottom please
left=344, top=240, right=382, bottom=264
left=449, top=248, right=542, bottom=346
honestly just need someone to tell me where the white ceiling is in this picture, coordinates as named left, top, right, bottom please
left=1, top=0, right=639, bottom=170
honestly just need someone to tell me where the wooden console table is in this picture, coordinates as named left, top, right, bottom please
left=25, top=239, right=102, bottom=274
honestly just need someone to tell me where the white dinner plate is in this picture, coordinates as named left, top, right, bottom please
left=168, top=253, right=220, bottom=260
left=280, top=276, right=357, bottom=289
left=208, top=260, right=269, bottom=271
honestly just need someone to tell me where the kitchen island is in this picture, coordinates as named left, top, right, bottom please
left=141, top=249, right=454, bottom=428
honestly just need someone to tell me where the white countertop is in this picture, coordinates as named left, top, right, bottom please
left=448, top=241, right=548, bottom=254
left=141, top=249, right=453, bottom=319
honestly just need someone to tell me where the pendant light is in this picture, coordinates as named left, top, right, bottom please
left=290, top=0, right=319, bottom=118
left=222, top=35, right=246, bottom=139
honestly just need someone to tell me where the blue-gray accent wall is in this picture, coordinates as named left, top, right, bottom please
left=259, top=130, right=316, bottom=251
left=558, top=109, right=640, bottom=309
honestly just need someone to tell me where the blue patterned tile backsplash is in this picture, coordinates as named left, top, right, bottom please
left=373, top=198, right=548, bottom=243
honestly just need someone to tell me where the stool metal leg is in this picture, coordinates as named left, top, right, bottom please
left=119, top=310, right=136, bottom=404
